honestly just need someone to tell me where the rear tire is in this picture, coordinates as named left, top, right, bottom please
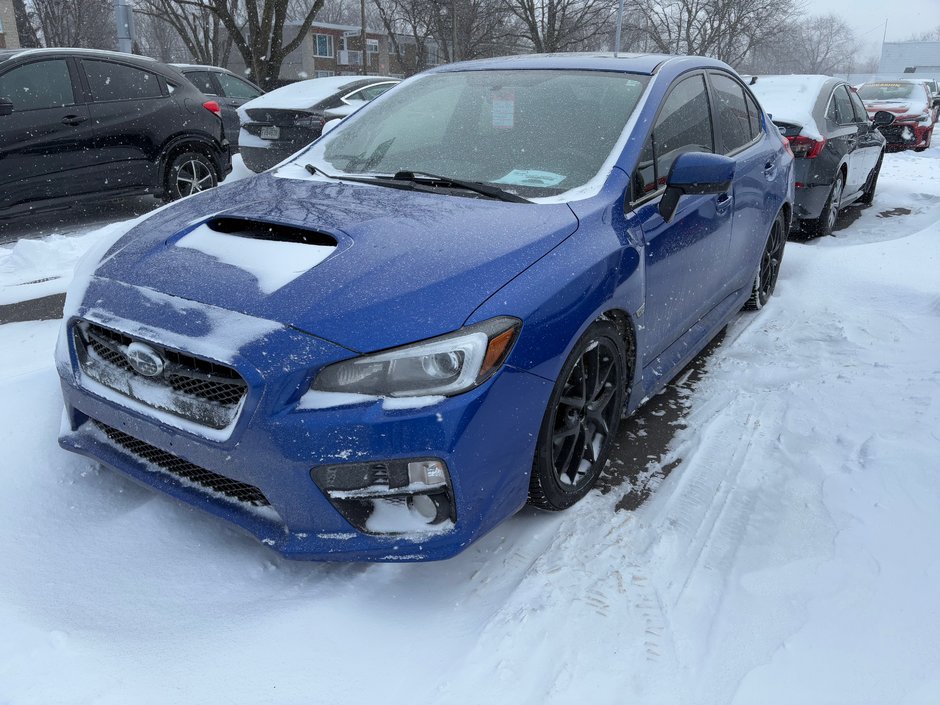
left=745, top=211, right=786, bottom=311
left=163, top=150, right=219, bottom=202
left=528, top=321, right=626, bottom=511
left=802, top=170, right=844, bottom=238
left=859, top=152, right=883, bottom=205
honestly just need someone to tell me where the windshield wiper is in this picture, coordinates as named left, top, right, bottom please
left=384, top=170, right=531, bottom=203
left=304, top=163, right=413, bottom=191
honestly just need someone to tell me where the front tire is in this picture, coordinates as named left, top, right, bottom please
left=745, top=211, right=786, bottom=311
left=528, top=321, right=626, bottom=511
left=163, top=150, right=219, bottom=202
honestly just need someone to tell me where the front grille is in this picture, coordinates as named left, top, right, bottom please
left=93, top=420, right=271, bottom=507
left=74, top=321, right=247, bottom=430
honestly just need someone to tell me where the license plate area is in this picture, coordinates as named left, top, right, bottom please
left=260, top=125, right=280, bottom=140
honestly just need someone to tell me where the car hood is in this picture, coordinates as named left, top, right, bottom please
left=95, top=173, right=579, bottom=352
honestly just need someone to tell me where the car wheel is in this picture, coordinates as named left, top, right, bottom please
left=744, top=211, right=786, bottom=311
left=528, top=320, right=626, bottom=511
left=164, top=150, right=218, bottom=202
left=859, top=152, right=883, bottom=205
left=802, top=170, right=844, bottom=238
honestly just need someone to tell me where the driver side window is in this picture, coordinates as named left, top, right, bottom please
left=632, top=74, right=714, bottom=201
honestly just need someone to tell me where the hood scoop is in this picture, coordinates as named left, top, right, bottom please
left=175, top=218, right=337, bottom=294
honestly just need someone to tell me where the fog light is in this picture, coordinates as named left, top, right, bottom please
left=408, top=460, right=447, bottom=487
left=407, top=492, right=450, bottom=524
left=310, top=457, right=455, bottom=534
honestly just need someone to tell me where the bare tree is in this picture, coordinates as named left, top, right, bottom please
left=373, top=0, right=437, bottom=74
left=11, top=0, right=40, bottom=47
left=502, top=0, right=614, bottom=53
left=741, top=14, right=860, bottom=76
left=907, top=25, right=940, bottom=41
left=30, top=0, right=116, bottom=49
left=135, top=0, right=233, bottom=65
left=629, top=0, right=797, bottom=66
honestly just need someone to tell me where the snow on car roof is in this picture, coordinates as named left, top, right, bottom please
left=750, top=74, right=834, bottom=141
left=240, top=75, right=393, bottom=112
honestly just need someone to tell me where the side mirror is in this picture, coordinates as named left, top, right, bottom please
left=0, top=98, right=13, bottom=117
left=871, top=110, right=895, bottom=127
left=658, top=152, right=735, bottom=222
left=932, top=97, right=940, bottom=109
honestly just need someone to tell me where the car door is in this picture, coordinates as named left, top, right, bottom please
left=213, top=71, right=263, bottom=145
left=847, top=85, right=882, bottom=182
left=0, top=57, right=91, bottom=211
left=79, top=58, right=171, bottom=191
left=628, top=73, right=734, bottom=363
left=829, top=85, right=865, bottom=193
left=707, top=71, right=777, bottom=293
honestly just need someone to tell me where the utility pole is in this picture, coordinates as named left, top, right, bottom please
left=361, top=0, right=368, bottom=75
left=452, top=0, right=458, bottom=62
left=614, top=0, right=625, bottom=56
left=113, top=0, right=135, bottom=53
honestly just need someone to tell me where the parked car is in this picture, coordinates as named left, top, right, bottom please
left=750, top=74, right=888, bottom=237
left=238, top=75, right=399, bottom=172
left=0, top=48, right=231, bottom=217
left=172, top=64, right=264, bottom=148
left=858, top=79, right=937, bottom=152
left=56, top=54, right=793, bottom=562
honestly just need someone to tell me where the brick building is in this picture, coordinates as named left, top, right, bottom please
left=0, top=0, right=20, bottom=49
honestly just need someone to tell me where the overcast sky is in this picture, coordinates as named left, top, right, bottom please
left=816, top=0, right=940, bottom=58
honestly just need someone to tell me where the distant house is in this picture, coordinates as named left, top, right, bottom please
left=0, top=0, right=20, bottom=49
left=227, top=21, right=440, bottom=84
left=879, top=41, right=940, bottom=80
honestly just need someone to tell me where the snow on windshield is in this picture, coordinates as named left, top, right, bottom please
left=285, top=69, right=651, bottom=203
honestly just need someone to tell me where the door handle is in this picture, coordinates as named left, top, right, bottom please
left=61, top=114, right=87, bottom=126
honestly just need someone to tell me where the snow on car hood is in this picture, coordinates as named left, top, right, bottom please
left=94, top=174, right=579, bottom=353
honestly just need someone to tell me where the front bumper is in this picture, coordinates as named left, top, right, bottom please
left=878, top=122, right=932, bottom=150
left=57, top=280, right=551, bottom=561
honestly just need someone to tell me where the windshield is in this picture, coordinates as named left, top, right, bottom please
left=858, top=83, right=921, bottom=101
left=292, top=69, right=650, bottom=199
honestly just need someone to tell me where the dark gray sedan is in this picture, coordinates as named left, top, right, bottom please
left=173, top=64, right=264, bottom=149
left=751, top=75, right=889, bottom=236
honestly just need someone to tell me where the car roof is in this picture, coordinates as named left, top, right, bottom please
left=427, top=52, right=711, bottom=76
left=0, top=47, right=158, bottom=63
left=172, top=63, right=235, bottom=73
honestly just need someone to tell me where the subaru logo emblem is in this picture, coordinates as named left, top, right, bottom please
left=125, top=342, right=165, bottom=377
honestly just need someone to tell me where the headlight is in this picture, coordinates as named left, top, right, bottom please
left=313, top=317, right=521, bottom=397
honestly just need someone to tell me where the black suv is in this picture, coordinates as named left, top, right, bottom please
left=0, top=49, right=232, bottom=218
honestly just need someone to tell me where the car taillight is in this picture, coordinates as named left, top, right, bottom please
left=203, top=100, right=222, bottom=117
left=786, top=135, right=826, bottom=158
left=780, top=130, right=793, bottom=157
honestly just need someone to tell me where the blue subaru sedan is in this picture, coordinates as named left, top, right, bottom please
left=56, top=54, right=793, bottom=561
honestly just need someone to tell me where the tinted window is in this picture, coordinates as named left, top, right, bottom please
left=185, top=70, right=218, bottom=95
left=826, top=96, right=838, bottom=122
left=0, top=59, right=74, bottom=111
left=632, top=74, right=714, bottom=199
left=745, top=91, right=763, bottom=139
left=83, top=60, right=162, bottom=102
left=710, top=73, right=751, bottom=153
left=216, top=72, right=261, bottom=100
left=833, top=85, right=854, bottom=124
left=847, top=88, right=868, bottom=122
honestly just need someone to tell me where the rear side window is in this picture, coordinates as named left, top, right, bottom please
left=185, top=70, right=218, bottom=95
left=710, top=73, right=751, bottom=153
left=745, top=92, right=763, bottom=139
left=833, top=86, right=854, bottom=124
left=216, top=73, right=262, bottom=100
left=632, top=74, right=714, bottom=199
left=83, top=60, right=162, bottom=102
left=847, top=88, right=868, bottom=123
left=0, top=59, right=74, bottom=111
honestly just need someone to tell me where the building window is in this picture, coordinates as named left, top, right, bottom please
left=367, top=39, right=379, bottom=54
left=314, top=34, right=334, bottom=58
left=315, top=70, right=334, bottom=78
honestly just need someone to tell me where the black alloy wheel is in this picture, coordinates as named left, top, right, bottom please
left=165, top=151, right=218, bottom=201
left=529, top=320, right=626, bottom=510
left=745, top=211, right=786, bottom=310
left=803, top=170, right=844, bottom=238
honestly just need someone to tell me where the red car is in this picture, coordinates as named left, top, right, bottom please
left=858, top=80, right=937, bottom=152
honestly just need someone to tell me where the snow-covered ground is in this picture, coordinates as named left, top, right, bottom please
left=1, top=147, right=938, bottom=704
